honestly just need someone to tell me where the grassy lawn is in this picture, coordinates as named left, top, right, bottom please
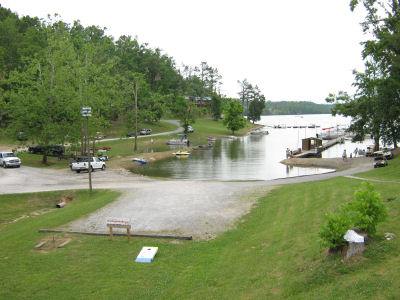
left=356, top=155, right=400, bottom=181
left=0, top=163, right=399, bottom=298
left=10, top=120, right=178, bottom=169
left=102, top=119, right=179, bottom=139
left=184, top=118, right=258, bottom=146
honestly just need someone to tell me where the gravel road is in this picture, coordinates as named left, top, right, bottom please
left=0, top=157, right=374, bottom=240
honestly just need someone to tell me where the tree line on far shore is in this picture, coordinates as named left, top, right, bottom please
left=262, top=101, right=333, bottom=115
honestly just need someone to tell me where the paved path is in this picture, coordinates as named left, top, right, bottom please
left=100, top=120, right=183, bottom=143
left=344, top=175, right=400, bottom=184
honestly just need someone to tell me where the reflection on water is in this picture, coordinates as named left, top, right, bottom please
left=132, top=114, right=372, bottom=181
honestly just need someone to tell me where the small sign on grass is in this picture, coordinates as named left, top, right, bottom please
left=106, top=218, right=131, bottom=241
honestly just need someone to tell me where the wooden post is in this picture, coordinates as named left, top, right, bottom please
left=109, top=226, right=113, bottom=240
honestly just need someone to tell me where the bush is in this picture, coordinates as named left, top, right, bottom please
left=319, top=182, right=388, bottom=249
left=318, top=208, right=351, bottom=248
left=349, top=182, right=387, bottom=235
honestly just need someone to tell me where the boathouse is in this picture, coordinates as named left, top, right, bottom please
left=302, top=137, right=322, bottom=151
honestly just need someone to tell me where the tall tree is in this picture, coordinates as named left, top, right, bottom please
left=6, top=19, right=80, bottom=163
left=223, top=99, right=247, bottom=134
left=211, top=93, right=223, bottom=120
left=247, top=92, right=266, bottom=124
left=172, top=95, right=196, bottom=135
left=327, top=0, right=400, bottom=149
left=237, top=79, right=251, bottom=115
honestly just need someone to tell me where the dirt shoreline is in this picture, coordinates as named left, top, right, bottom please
left=107, top=124, right=265, bottom=170
left=280, top=156, right=375, bottom=170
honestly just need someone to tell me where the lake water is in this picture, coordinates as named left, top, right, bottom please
left=133, top=114, right=373, bottom=181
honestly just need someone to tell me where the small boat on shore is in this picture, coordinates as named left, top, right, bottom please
left=173, top=150, right=191, bottom=156
left=208, top=137, right=216, bottom=142
left=192, top=143, right=213, bottom=150
left=132, top=158, right=147, bottom=164
left=167, top=139, right=189, bottom=145
left=250, top=130, right=269, bottom=135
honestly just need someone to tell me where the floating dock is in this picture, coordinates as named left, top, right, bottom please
left=293, top=137, right=344, bottom=158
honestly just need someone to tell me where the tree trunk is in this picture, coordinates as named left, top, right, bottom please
left=42, top=152, right=48, bottom=164
left=374, top=137, right=380, bottom=151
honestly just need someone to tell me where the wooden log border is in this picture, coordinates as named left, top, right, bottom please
left=39, top=229, right=193, bottom=240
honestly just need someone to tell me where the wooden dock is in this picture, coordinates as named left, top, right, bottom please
left=293, top=137, right=344, bottom=158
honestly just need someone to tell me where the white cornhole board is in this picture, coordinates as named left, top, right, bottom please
left=135, top=247, right=158, bottom=263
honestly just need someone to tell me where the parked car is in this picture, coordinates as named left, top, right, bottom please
left=70, top=156, right=106, bottom=173
left=28, top=145, right=65, bottom=156
left=97, top=154, right=109, bottom=161
left=140, top=128, right=152, bottom=135
left=0, top=152, right=21, bottom=168
left=365, top=146, right=375, bottom=157
left=374, top=155, right=388, bottom=168
left=187, top=125, right=194, bottom=133
left=95, top=132, right=106, bottom=139
left=17, top=131, right=28, bottom=141
left=374, top=150, right=393, bottom=160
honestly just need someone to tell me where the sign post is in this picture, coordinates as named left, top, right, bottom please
left=106, top=218, right=132, bottom=241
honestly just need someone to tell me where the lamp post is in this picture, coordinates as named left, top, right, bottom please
left=81, top=106, right=92, bottom=192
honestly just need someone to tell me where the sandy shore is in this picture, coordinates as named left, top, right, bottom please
left=106, top=151, right=175, bottom=169
left=280, top=156, right=375, bottom=170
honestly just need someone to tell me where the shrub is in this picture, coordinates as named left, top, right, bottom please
left=318, top=207, right=352, bottom=248
left=349, top=182, right=387, bottom=235
left=319, top=182, right=388, bottom=250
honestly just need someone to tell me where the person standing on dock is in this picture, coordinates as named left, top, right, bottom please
left=354, top=148, right=358, bottom=157
left=342, top=149, right=347, bottom=160
left=286, top=148, right=290, bottom=159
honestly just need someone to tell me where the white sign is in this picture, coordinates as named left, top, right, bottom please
left=81, top=106, right=92, bottom=117
left=135, top=247, right=158, bottom=263
left=106, top=218, right=131, bottom=228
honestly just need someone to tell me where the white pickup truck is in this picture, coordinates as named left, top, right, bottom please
left=0, top=151, right=21, bottom=168
left=70, top=156, right=106, bottom=173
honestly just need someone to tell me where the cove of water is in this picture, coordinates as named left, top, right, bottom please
left=133, top=114, right=373, bottom=181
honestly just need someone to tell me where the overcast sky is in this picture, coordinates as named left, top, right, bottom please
left=1, top=0, right=368, bottom=103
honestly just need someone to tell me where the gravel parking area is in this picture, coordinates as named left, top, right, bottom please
left=62, top=181, right=272, bottom=240
left=0, top=158, right=374, bottom=240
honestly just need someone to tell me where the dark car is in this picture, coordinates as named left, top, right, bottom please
left=17, top=131, right=28, bottom=141
left=140, top=128, right=152, bottom=135
left=28, top=145, right=65, bottom=156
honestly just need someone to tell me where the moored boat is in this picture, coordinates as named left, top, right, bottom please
left=173, top=150, right=191, bottom=156
left=132, top=158, right=147, bottom=164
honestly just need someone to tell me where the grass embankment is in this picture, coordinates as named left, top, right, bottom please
left=0, top=159, right=399, bottom=299
left=356, top=155, right=400, bottom=181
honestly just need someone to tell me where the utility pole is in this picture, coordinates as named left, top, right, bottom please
left=81, top=106, right=92, bottom=192
left=133, top=78, right=138, bottom=152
